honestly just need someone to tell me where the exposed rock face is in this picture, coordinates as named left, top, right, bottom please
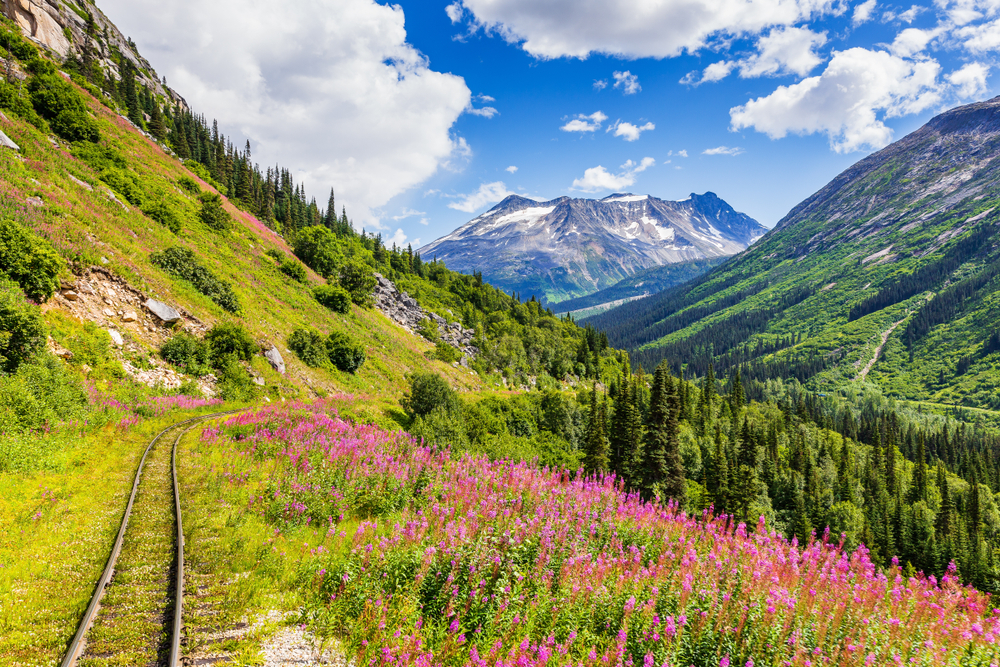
left=373, top=273, right=477, bottom=359
left=419, top=192, right=765, bottom=303
left=0, top=129, right=20, bottom=151
left=1, top=0, right=188, bottom=110
left=264, top=345, right=286, bottom=375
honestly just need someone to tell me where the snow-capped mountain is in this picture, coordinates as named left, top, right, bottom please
left=419, top=192, right=766, bottom=303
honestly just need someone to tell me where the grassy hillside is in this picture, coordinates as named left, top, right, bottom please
left=588, top=97, right=1000, bottom=410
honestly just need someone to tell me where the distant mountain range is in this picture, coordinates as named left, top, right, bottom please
left=588, top=95, right=1000, bottom=410
left=419, top=192, right=766, bottom=303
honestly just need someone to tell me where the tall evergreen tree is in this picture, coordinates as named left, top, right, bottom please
left=583, top=384, right=610, bottom=475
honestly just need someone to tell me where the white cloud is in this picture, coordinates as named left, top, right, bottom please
left=890, top=27, right=941, bottom=57
left=897, top=5, right=925, bottom=23
left=388, top=228, right=409, bottom=247
left=101, top=0, right=471, bottom=226
left=957, top=18, right=1000, bottom=53
left=613, top=70, right=641, bottom=94
left=730, top=47, right=943, bottom=153
left=393, top=207, right=425, bottom=220
left=853, top=0, right=877, bottom=25
left=418, top=218, right=430, bottom=226
left=948, top=62, right=990, bottom=98
left=701, top=61, right=737, bottom=83
left=447, top=181, right=516, bottom=212
left=446, top=2, right=463, bottom=23
left=677, top=149, right=689, bottom=157
left=739, top=26, right=827, bottom=77
left=571, top=157, right=655, bottom=192
left=560, top=111, right=608, bottom=132
left=610, top=121, right=656, bottom=141
left=593, top=79, right=608, bottom=90
left=505, top=165, right=518, bottom=173
left=476, top=94, right=496, bottom=102
left=451, top=0, right=837, bottom=59
left=442, top=136, right=474, bottom=172
left=467, top=105, right=500, bottom=118
left=703, top=146, right=745, bottom=155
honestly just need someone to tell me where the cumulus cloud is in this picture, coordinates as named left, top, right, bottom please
left=948, top=62, right=990, bottom=98
left=730, top=47, right=943, bottom=153
left=593, top=79, right=608, bottom=90
left=703, top=146, right=745, bottom=155
left=446, top=2, right=463, bottom=23
left=613, top=71, right=642, bottom=94
left=853, top=0, right=877, bottom=25
left=571, top=157, right=655, bottom=192
left=610, top=121, right=656, bottom=141
left=101, top=0, right=471, bottom=227
left=560, top=111, right=608, bottom=132
left=467, top=105, right=500, bottom=117
left=447, top=181, right=516, bottom=212
left=890, top=27, right=941, bottom=58
left=957, top=18, right=1000, bottom=53
left=450, top=0, right=836, bottom=59
left=505, top=165, right=518, bottom=173
left=388, top=228, right=410, bottom=247
left=739, top=26, right=827, bottom=77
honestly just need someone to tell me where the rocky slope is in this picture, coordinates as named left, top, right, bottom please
left=1, top=0, right=186, bottom=108
left=589, top=95, right=1000, bottom=409
left=419, top=192, right=764, bottom=304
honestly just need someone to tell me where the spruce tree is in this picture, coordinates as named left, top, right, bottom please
left=583, top=384, right=610, bottom=475
left=911, top=433, right=929, bottom=503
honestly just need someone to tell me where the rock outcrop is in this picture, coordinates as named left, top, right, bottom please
left=373, top=273, right=477, bottom=360
left=264, top=345, right=286, bottom=375
left=145, top=298, right=181, bottom=323
left=1, top=0, right=188, bottom=110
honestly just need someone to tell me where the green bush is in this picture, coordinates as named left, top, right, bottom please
left=266, top=248, right=284, bottom=263
left=205, top=322, right=256, bottom=366
left=143, top=201, right=181, bottom=233
left=100, top=167, right=144, bottom=206
left=408, top=405, right=468, bottom=451
left=28, top=73, right=99, bottom=142
left=215, top=356, right=259, bottom=402
left=288, top=328, right=328, bottom=368
left=184, top=161, right=227, bottom=195
left=0, top=24, right=38, bottom=62
left=198, top=192, right=231, bottom=231
left=177, top=176, right=200, bottom=194
left=0, top=80, right=46, bottom=130
left=279, top=258, right=307, bottom=283
left=160, top=332, right=210, bottom=375
left=0, top=218, right=64, bottom=302
left=72, top=143, right=145, bottom=205
left=150, top=246, right=240, bottom=313
left=431, top=341, right=460, bottom=363
left=0, top=281, right=46, bottom=374
left=313, top=285, right=351, bottom=314
left=0, top=354, right=88, bottom=433
left=326, top=331, right=365, bottom=374
left=293, top=225, right=341, bottom=278
left=401, top=371, right=459, bottom=418
left=339, top=261, right=376, bottom=307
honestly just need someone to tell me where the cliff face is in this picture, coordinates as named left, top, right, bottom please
left=1, top=0, right=186, bottom=109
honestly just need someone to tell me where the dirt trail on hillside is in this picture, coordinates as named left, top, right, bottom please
left=857, top=317, right=907, bottom=380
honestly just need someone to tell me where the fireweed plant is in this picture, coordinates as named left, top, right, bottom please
left=198, top=404, right=1000, bottom=667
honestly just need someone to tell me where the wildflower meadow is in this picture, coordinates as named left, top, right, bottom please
left=193, top=404, right=1000, bottom=667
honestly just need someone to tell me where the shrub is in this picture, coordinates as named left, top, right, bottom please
left=0, top=80, right=46, bottom=130
left=160, top=332, right=210, bottom=375
left=150, top=246, right=240, bottom=313
left=408, top=405, right=468, bottom=451
left=313, top=285, right=351, bottom=314
left=339, top=260, right=376, bottom=307
left=185, top=161, right=227, bottom=195
left=28, top=73, right=99, bottom=142
left=98, top=167, right=144, bottom=206
left=0, top=354, right=88, bottom=433
left=431, top=340, right=460, bottom=363
left=326, top=331, right=365, bottom=374
left=288, top=328, right=328, bottom=368
left=279, top=258, right=307, bottom=283
left=215, top=356, right=260, bottom=402
left=0, top=218, right=64, bottom=301
left=0, top=281, right=46, bottom=373
left=198, top=192, right=231, bottom=231
left=265, top=248, right=284, bottom=263
left=417, top=317, right=440, bottom=342
left=143, top=201, right=181, bottom=233
left=401, top=371, right=459, bottom=418
left=293, top=225, right=341, bottom=278
left=177, top=176, right=200, bottom=194
left=205, top=322, right=256, bottom=366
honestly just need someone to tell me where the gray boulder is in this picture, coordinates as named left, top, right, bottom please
left=265, top=345, right=286, bottom=374
left=145, top=298, right=181, bottom=323
left=0, top=130, right=19, bottom=152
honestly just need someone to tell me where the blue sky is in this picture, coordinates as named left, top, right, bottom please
left=104, top=0, right=998, bottom=248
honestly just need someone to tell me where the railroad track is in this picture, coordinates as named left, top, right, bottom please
left=59, top=410, right=241, bottom=667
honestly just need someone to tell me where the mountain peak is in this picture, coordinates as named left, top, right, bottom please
left=925, top=95, right=1000, bottom=136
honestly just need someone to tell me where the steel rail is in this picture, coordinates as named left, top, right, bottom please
left=59, top=409, right=242, bottom=667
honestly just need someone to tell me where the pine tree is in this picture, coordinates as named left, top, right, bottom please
left=583, top=384, right=610, bottom=475
left=149, top=102, right=168, bottom=142
left=729, top=368, right=744, bottom=413
left=911, top=433, right=929, bottom=503
left=708, top=424, right=728, bottom=513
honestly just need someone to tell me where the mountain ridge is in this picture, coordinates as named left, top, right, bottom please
left=420, top=190, right=765, bottom=303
